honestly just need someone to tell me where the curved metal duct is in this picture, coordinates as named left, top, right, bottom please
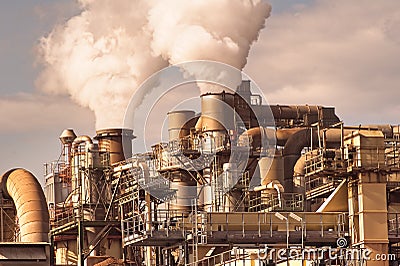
left=244, top=127, right=343, bottom=191
left=283, top=126, right=393, bottom=192
left=0, top=168, right=49, bottom=242
left=282, top=128, right=315, bottom=192
left=243, top=127, right=276, bottom=150
left=241, top=124, right=391, bottom=192
left=294, top=154, right=306, bottom=177
left=244, top=127, right=303, bottom=148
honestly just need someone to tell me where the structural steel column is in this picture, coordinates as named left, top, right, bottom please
left=357, top=172, right=389, bottom=266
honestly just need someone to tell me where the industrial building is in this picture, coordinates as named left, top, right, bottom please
left=1, top=80, right=400, bottom=265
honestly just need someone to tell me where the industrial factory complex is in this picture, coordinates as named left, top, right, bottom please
left=1, top=80, right=400, bottom=266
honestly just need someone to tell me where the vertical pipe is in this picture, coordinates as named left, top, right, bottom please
left=145, top=192, right=152, bottom=266
left=286, top=218, right=289, bottom=266
left=50, top=233, right=55, bottom=265
left=78, top=220, right=84, bottom=266
left=1, top=193, right=3, bottom=242
left=283, top=129, right=317, bottom=192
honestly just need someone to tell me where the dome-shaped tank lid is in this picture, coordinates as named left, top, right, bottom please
left=59, top=129, right=77, bottom=144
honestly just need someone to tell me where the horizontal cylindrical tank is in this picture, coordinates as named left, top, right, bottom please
left=167, top=110, right=196, bottom=140
left=95, top=128, right=134, bottom=165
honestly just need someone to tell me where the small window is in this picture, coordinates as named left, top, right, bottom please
left=250, top=95, right=262, bottom=106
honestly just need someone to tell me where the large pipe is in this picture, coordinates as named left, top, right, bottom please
left=244, top=127, right=303, bottom=148
left=241, top=123, right=392, bottom=192
left=244, top=126, right=349, bottom=148
left=282, top=129, right=314, bottom=192
left=244, top=127, right=345, bottom=191
left=253, top=105, right=340, bottom=127
left=270, top=105, right=320, bottom=120
left=0, top=169, right=49, bottom=242
left=281, top=127, right=361, bottom=192
left=283, top=126, right=395, bottom=192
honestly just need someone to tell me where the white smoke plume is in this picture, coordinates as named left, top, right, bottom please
left=37, top=0, right=271, bottom=129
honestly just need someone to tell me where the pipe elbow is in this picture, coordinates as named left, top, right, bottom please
left=0, top=168, right=49, bottom=243
left=282, top=128, right=314, bottom=157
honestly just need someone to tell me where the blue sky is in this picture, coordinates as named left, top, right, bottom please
left=1, top=0, right=399, bottom=182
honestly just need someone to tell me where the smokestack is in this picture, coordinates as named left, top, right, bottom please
left=94, top=128, right=135, bottom=165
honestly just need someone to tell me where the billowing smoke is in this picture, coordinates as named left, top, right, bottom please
left=37, top=0, right=271, bottom=129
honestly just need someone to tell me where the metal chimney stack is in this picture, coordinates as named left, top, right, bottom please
left=94, top=128, right=134, bottom=165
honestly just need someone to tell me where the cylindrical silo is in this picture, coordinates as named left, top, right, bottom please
left=195, top=92, right=235, bottom=132
left=169, top=172, right=197, bottom=212
left=167, top=110, right=196, bottom=141
left=94, top=128, right=134, bottom=165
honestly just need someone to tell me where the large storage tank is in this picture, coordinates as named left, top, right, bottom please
left=167, top=110, right=196, bottom=140
left=94, top=128, right=134, bottom=165
left=169, top=172, right=197, bottom=212
left=196, top=92, right=235, bottom=132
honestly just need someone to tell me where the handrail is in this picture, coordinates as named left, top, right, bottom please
left=186, top=248, right=250, bottom=266
left=121, top=210, right=348, bottom=245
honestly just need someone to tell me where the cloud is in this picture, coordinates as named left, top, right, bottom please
left=0, top=93, right=95, bottom=181
left=0, top=93, right=94, bottom=133
left=36, top=0, right=270, bottom=129
left=33, top=1, right=80, bottom=25
left=245, top=0, right=400, bottom=124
